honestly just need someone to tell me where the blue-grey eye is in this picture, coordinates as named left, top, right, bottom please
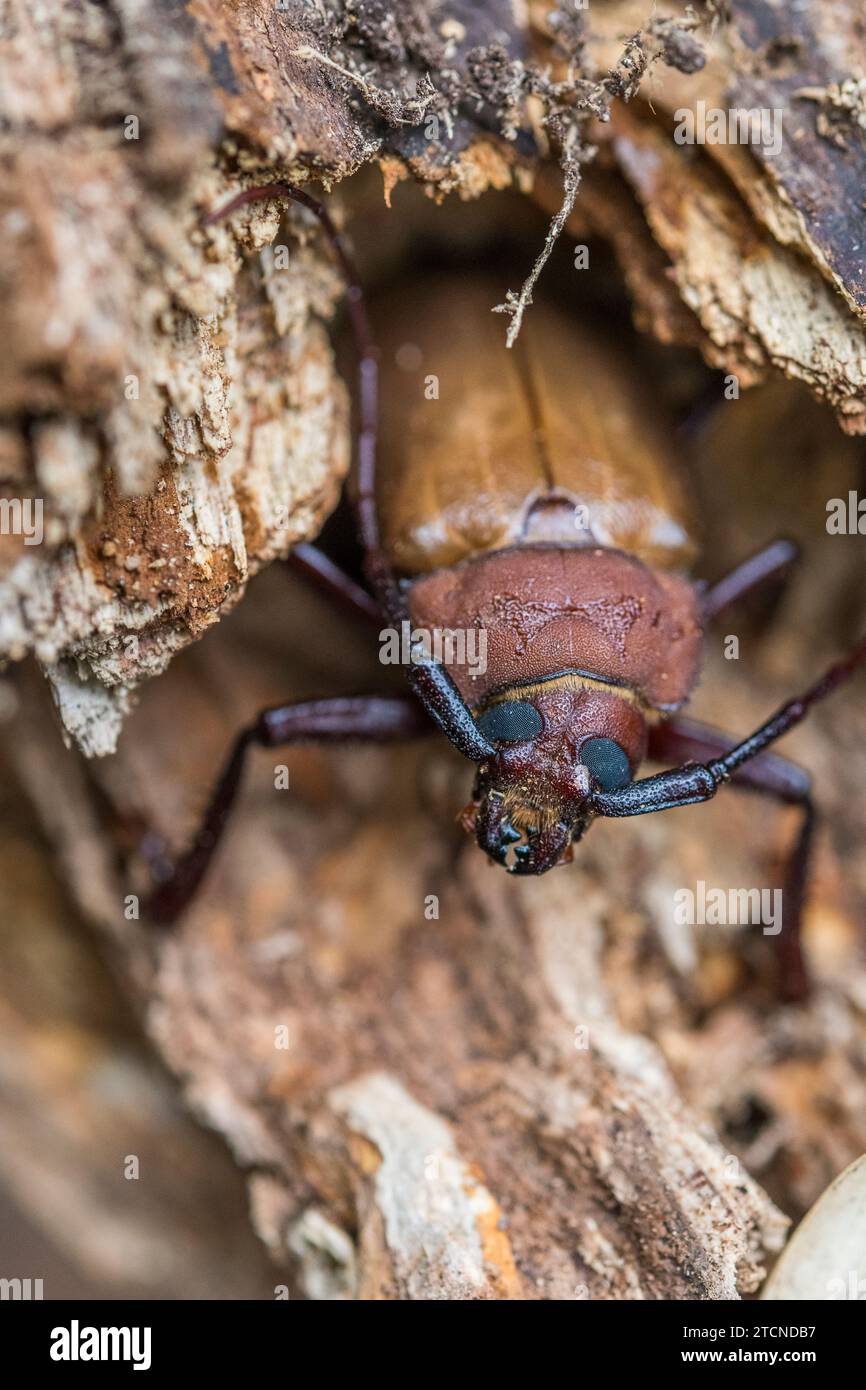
left=476, top=700, right=543, bottom=744
left=580, top=737, right=632, bottom=791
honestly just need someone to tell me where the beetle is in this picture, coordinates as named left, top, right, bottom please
left=138, top=182, right=865, bottom=1001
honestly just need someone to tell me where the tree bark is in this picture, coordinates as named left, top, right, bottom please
left=3, top=0, right=866, bottom=1301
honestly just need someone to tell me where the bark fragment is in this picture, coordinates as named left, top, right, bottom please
left=570, top=0, right=866, bottom=430
left=0, top=0, right=526, bottom=753
left=612, top=107, right=866, bottom=429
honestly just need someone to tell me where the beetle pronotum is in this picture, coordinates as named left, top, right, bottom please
left=139, top=183, right=865, bottom=1001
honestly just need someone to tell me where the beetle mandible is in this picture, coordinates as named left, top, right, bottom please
left=139, top=183, right=866, bottom=1002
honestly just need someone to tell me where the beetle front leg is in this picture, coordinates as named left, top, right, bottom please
left=142, top=694, right=433, bottom=925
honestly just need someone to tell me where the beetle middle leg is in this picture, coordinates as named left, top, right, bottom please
left=702, top=537, right=799, bottom=623
left=140, top=694, right=434, bottom=925
left=649, top=715, right=813, bottom=1001
left=285, top=543, right=383, bottom=626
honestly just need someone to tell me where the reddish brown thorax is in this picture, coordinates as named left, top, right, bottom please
left=408, top=546, right=702, bottom=714
left=410, top=546, right=702, bottom=870
left=375, top=277, right=704, bottom=871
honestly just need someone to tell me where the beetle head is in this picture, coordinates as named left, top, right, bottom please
left=466, top=680, right=648, bottom=874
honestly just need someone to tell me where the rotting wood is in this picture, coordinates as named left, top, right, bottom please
left=3, top=0, right=866, bottom=1304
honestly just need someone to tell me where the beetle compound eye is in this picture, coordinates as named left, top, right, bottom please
left=580, top=737, right=632, bottom=791
left=476, top=700, right=543, bottom=744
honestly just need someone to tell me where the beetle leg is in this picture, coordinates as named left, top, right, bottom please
left=701, top=537, right=799, bottom=622
left=595, top=636, right=866, bottom=999
left=596, top=634, right=866, bottom=811
left=649, top=715, right=812, bottom=1001
left=648, top=715, right=808, bottom=803
left=141, top=694, right=434, bottom=925
left=277, top=550, right=491, bottom=761
left=206, top=186, right=496, bottom=767
left=205, top=184, right=405, bottom=616
left=285, top=543, right=382, bottom=626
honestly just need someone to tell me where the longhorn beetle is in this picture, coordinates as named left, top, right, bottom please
left=137, top=182, right=865, bottom=1001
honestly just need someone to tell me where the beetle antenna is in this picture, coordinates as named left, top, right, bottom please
left=592, top=633, right=866, bottom=819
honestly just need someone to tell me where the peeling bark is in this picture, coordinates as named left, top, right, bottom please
left=0, top=0, right=526, bottom=753
left=562, top=0, right=866, bottom=430
left=4, top=0, right=866, bottom=1304
left=612, top=107, right=866, bottom=430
